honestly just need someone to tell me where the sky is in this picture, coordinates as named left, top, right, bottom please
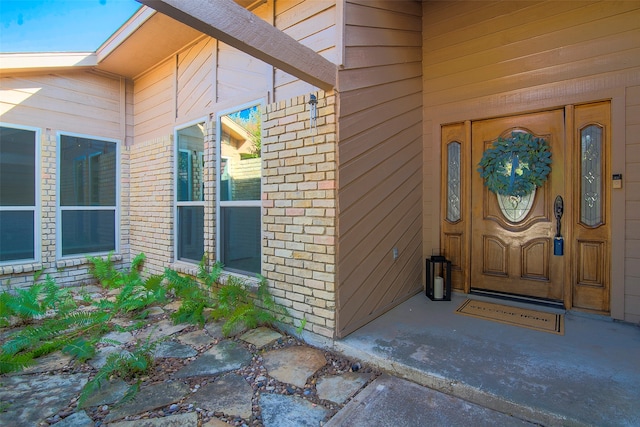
left=0, top=0, right=142, bottom=53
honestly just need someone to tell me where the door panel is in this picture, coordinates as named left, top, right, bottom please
left=441, top=122, right=470, bottom=291
left=572, top=102, right=611, bottom=312
left=471, top=110, right=565, bottom=301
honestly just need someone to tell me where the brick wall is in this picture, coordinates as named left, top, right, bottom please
left=262, top=90, right=338, bottom=339
left=129, top=135, right=174, bottom=276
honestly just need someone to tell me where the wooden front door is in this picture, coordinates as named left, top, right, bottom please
left=441, top=102, right=611, bottom=311
left=470, top=110, right=566, bottom=301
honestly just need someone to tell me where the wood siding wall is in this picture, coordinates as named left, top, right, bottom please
left=626, top=85, right=640, bottom=323
left=275, top=0, right=338, bottom=100
left=1, top=71, right=123, bottom=139
left=422, top=0, right=640, bottom=322
left=336, top=0, right=423, bottom=337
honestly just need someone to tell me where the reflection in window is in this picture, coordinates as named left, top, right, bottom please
left=176, top=123, right=205, bottom=262
left=446, top=142, right=461, bottom=222
left=59, top=135, right=117, bottom=256
left=218, top=104, right=262, bottom=275
left=580, top=125, right=603, bottom=226
left=0, top=126, right=37, bottom=262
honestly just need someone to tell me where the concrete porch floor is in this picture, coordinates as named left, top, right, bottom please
left=333, top=293, right=640, bottom=427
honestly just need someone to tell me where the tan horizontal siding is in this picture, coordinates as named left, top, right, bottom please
left=274, top=0, right=338, bottom=99
left=625, top=84, right=640, bottom=322
left=336, top=0, right=422, bottom=337
left=1, top=71, right=121, bottom=138
left=423, top=0, right=640, bottom=322
left=424, top=2, right=639, bottom=99
left=276, top=0, right=334, bottom=32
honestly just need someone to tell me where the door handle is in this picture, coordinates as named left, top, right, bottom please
left=554, top=195, right=564, bottom=256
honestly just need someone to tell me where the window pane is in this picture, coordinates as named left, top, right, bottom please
left=177, top=206, right=204, bottom=262
left=221, top=206, right=261, bottom=274
left=177, top=124, right=204, bottom=202
left=0, top=211, right=34, bottom=261
left=446, top=142, right=461, bottom=222
left=580, top=125, right=603, bottom=226
left=0, top=126, right=35, bottom=206
left=220, top=106, right=261, bottom=201
left=61, top=210, right=115, bottom=256
left=60, top=136, right=116, bottom=206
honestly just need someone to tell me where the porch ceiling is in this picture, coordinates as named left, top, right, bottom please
left=95, top=9, right=202, bottom=79
left=96, top=0, right=264, bottom=79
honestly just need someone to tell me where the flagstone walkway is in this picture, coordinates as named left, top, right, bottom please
left=0, top=300, right=378, bottom=427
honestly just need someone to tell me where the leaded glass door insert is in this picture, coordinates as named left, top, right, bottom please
left=580, top=124, right=603, bottom=227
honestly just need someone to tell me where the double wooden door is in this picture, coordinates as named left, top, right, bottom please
left=441, top=103, right=611, bottom=311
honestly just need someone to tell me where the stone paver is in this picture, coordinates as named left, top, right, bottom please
left=146, top=306, right=165, bottom=316
left=89, top=347, right=130, bottom=370
left=78, top=378, right=130, bottom=408
left=173, top=340, right=252, bottom=379
left=109, top=411, right=198, bottom=427
left=203, top=418, right=232, bottom=427
left=0, top=373, right=88, bottom=426
left=187, top=373, right=253, bottom=419
left=105, top=381, right=190, bottom=422
left=162, top=300, right=183, bottom=312
left=178, top=329, right=214, bottom=348
left=53, top=410, right=93, bottom=427
left=316, top=372, right=371, bottom=403
left=154, top=340, right=197, bottom=358
left=240, top=327, right=282, bottom=349
left=19, top=351, right=73, bottom=374
left=0, top=324, right=379, bottom=427
left=204, top=321, right=225, bottom=339
left=101, top=330, right=135, bottom=346
left=141, top=319, right=190, bottom=340
left=261, top=393, right=329, bottom=427
left=262, top=346, right=327, bottom=388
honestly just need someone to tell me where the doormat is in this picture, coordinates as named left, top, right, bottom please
left=455, top=299, right=564, bottom=335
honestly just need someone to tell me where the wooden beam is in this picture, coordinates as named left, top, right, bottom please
left=137, top=0, right=337, bottom=90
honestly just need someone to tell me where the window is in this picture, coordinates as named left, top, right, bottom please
left=175, top=122, right=205, bottom=263
left=59, top=134, right=118, bottom=257
left=580, top=124, right=603, bottom=227
left=0, top=125, right=39, bottom=263
left=217, top=103, right=262, bottom=275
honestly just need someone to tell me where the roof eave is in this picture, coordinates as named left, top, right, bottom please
left=0, top=52, right=97, bottom=74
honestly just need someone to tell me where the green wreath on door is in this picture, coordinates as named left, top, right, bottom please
left=477, top=131, right=552, bottom=197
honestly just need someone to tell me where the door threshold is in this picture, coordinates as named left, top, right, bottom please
left=469, top=290, right=565, bottom=313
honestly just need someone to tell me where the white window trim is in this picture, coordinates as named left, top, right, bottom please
left=56, top=131, right=120, bottom=260
left=215, top=99, right=264, bottom=276
left=174, top=118, right=207, bottom=264
left=0, top=123, right=41, bottom=266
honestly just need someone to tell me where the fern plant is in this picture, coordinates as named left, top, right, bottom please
left=0, top=274, right=74, bottom=325
left=213, top=275, right=288, bottom=336
left=0, top=252, right=163, bottom=375
left=88, top=252, right=167, bottom=316
left=78, top=334, right=159, bottom=408
left=165, top=268, right=212, bottom=327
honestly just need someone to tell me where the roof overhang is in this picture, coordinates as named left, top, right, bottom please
left=0, top=52, right=97, bottom=75
left=1, top=0, right=336, bottom=89
left=137, top=0, right=337, bottom=90
left=95, top=7, right=203, bottom=78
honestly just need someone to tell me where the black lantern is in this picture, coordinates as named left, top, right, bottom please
left=426, top=255, right=452, bottom=301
